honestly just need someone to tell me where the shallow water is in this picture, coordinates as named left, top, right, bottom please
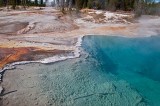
left=37, top=35, right=160, bottom=106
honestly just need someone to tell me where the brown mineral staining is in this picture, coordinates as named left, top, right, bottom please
left=0, top=47, right=69, bottom=69
left=97, top=26, right=127, bottom=31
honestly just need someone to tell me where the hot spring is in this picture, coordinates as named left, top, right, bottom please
left=39, top=35, right=160, bottom=106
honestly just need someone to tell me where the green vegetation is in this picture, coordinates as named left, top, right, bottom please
left=0, top=0, right=45, bottom=9
left=0, top=0, right=159, bottom=16
left=73, top=0, right=160, bottom=16
left=134, top=0, right=160, bottom=16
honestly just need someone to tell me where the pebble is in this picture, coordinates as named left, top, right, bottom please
left=29, top=93, right=32, bottom=96
left=0, top=86, right=3, bottom=94
left=35, top=102, right=38, bottom=105
left=0, top=74, right=2, bottom=81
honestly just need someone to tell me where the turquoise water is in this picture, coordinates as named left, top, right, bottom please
left=39, top=35, right=160, bottom=106
left=82, top=35, right=160, bottom=106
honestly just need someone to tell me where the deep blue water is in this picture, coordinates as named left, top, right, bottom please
left=82, top=35, right=160, bottom=106
left=39, top=35, right=160, bottom=106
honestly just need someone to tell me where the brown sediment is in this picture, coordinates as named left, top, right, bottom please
left=91, top=26, right=138, bottom=36
left=10, top=11, right=45, bottom=16
left=0, top=47, right=69, bottom=69
left=0, top=22, right=29, bottom=35
left=96, top=26, right=127, bottom=31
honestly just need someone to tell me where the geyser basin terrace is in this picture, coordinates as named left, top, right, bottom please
left=1, top=5, right=160, bottom=106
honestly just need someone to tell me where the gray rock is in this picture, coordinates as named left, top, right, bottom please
left=0, top=86, right=3, bottom=94
left=0, top=74, right=2, bottom=81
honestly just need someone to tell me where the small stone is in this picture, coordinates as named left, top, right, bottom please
left=35, top=102, right=38, bottom=105
left=29, top=93, right=32, bottom=96
left=0, top=74, right=2, bottom=81
left=5, top=100, right=9, bottom=105
left=0, top=86, right=3, bottom=94
left=34, top=98, right=37, bottom=100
